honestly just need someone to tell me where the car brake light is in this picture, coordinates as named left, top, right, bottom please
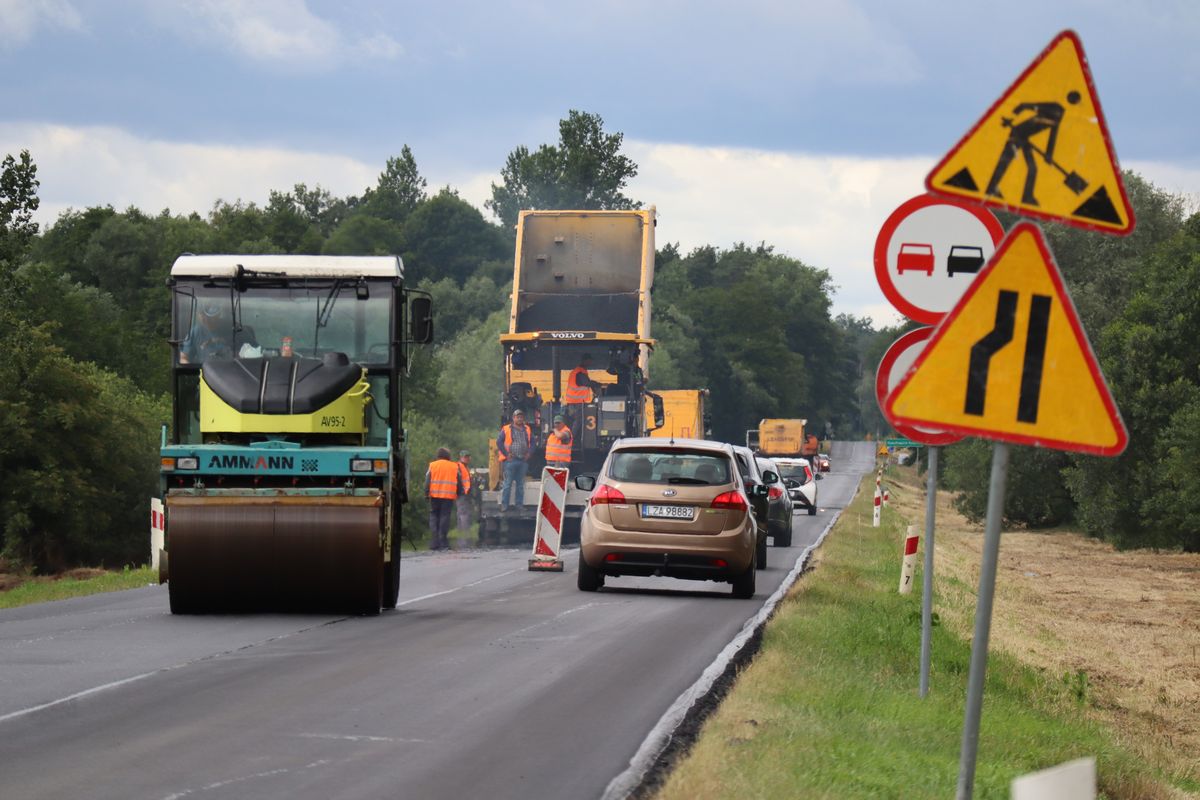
left=768, top=486, right=784, bottom=500
left=710, top=491, right=747, bottom=511
left=591, top=484, right=627, bottom=505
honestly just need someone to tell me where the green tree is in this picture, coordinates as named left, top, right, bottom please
left=651, top=243, right=852, bottom=442
left=29, top=206, right=117, bottom=282
left=0, top=149, right=39, bottom=266
left=417, top=274, right=508, bottom=345
left=360, top=146, right=426, bottom=224
left=323, top=214, right=405, bottom=256
left=1065, top=211, right=1200, bottom=550
left=402, top=189, right=509, bottom=284
left=486, top=110, right=639, bottom=229
left=263, top=183, right=348, bottom=252
left=208, top=199, right=271, bottom=252
left=0, top=312, right=167, bottom=571
left=941, top=440, right=1075, bottom=528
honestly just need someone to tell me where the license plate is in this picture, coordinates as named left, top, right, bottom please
left=641, top=504, right=694, bottom=520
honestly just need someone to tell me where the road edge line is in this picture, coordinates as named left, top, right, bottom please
left=601, top=478, right=863, bottom=800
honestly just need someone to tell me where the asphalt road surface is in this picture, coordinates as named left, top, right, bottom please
left=0, top=441, right=875, bottom=800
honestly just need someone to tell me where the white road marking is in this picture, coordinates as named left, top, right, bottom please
left=394, top=568, right=522, bottom=608
left=159, top=759, right=335, bottom=800
left=297, top=733, right=429, bottom=743
left=0, top=670, right=159, bottom=725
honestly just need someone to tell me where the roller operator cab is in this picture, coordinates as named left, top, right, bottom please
left=158, top=255, right=433, bottom=614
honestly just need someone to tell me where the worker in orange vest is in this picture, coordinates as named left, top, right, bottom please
left=544, top=415, right=573, bottom=467
left=497, top=409, right=533, bottom=512
left=564, top=353, right=600, bottom=441
left=455, top=450, right=474, bottom=534
left=564, top=353, right=599, bottom=407
left=425, top=447, right=467, bottom=550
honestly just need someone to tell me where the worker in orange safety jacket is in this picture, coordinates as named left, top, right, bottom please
left=497, top=409, right=533, bottom=512
left=544, top=415, right=573, bottom=467
left=425, top=447, right=467, bottom=550
left=564, top=353, right=600, bottom=406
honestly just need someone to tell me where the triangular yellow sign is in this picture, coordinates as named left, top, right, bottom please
left=926, top=30, right=1135, bottom=236
left=885, top=222, right=1127, bottom=456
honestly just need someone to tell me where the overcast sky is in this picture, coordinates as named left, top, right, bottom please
left=2, top=0, right=1197, bottom=324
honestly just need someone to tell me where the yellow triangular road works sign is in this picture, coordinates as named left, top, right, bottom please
left=926, top=30, right=1135, bottom=236
left=885, top=223, right=1127, bottom=456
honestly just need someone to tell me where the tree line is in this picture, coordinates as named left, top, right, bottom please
left=0, top=111, right=878, bottom=572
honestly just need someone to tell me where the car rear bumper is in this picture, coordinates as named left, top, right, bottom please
left=788, top=490, right=815, bottom=509
left=581, top=517, right=754, bottom=578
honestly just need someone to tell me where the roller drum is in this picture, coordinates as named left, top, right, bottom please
left=168, top=498, right=383, bottom=614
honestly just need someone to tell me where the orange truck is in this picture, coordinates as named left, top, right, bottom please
left=648, top=389, right=710, bottom=440
left=757, top=418, right=818, bottom=458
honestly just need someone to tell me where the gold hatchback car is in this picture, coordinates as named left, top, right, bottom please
left=575, top=438, right=765, bottom=598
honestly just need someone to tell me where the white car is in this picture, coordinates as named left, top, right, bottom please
left=773, top=458, right=820, bottom=516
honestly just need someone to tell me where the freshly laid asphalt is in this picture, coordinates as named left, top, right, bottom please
left=0, top=441, right=875, bottom=800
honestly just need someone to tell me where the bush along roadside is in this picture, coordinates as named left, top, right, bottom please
left=654, top=469, right=1177, bottom=800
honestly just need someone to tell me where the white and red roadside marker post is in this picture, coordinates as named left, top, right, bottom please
left=873, top=485, right=882, bottom=527
left=529, top=467, right=568, bottom=572
left=150, top=497, right=165, bottom=580
left=899, top=525, right=919, bottom=594
left=883, top=487, right=891, bottom=506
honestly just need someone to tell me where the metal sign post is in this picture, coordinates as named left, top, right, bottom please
left=955, top=442, right=1010, bottom=800
left=919, top=445, right=939, bottom=698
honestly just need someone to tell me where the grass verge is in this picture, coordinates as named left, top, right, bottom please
left=0, top=566, right=157, bottom=610
left=654, top=469, right=1177, bottom=800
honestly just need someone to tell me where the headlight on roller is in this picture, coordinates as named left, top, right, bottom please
left=176, top=457, right=199, bottom=470
left=350, top=458, right=373, bottom=472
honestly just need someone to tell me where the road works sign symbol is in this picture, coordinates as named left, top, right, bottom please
left=926, top=30, right=1135, bottom=236
left=886, top=222, right=1128, bottom=456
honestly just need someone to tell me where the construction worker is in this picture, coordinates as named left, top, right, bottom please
left=180, top=303, right=232, bottom=364
left=497, top=409, right=533, bottom=512
left=455, top=450, right=474, bottom=534
left=544, top=415, right=573, bottom=467
left=564, top=353, right=600, bottom=407
left=425, top=447, right=466, bottom=551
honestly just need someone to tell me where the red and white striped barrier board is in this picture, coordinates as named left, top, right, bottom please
left=150, top=497, right=165, bottom=572
left=873, top=486, right=882, bottom=528
left=899, top=525, right=919, bottom=594
left=529, top=467, right=568, bottom=572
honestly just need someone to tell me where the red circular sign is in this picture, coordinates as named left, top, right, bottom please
left=874, top=194, right=1004, bottom=324
left=875, top=327, right=963, bottom=446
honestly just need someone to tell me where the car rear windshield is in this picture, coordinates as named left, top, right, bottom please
left=776, top=463, right=811, bottom=482
left=609, top=449, right=732, bottom=485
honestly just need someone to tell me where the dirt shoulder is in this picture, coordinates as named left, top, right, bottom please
left=888, top=463, right=1200, bottom=790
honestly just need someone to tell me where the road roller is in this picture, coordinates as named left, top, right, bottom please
left=157, top=255, right=433, bottom=614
